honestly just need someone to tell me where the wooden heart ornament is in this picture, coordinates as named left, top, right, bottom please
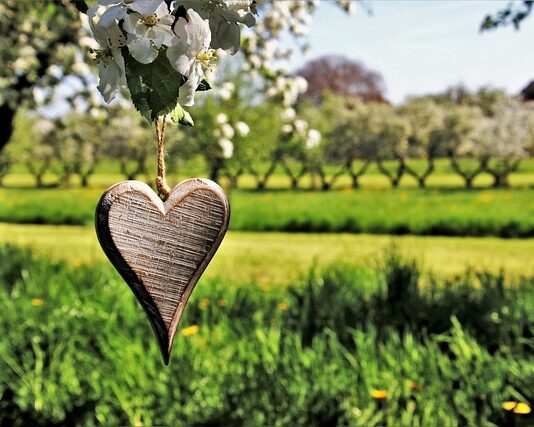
left=95, top=179, right=230, bottom=364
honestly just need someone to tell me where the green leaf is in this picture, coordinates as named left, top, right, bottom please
left=123, top=48, right=185, bottom=121
left=170, top=104, right=194, bottom=127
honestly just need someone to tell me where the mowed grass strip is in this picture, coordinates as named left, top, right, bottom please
left=1, top=223, right=533, bottom=282
left=1, top=183, right=533, bottom=237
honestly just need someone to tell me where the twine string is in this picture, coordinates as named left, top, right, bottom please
left=154, top=116, right=172, bottom=200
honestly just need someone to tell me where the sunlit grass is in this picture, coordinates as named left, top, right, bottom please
left=1, top=182, right=533, bottom=237
left=1, top=223, right=532, bottom=282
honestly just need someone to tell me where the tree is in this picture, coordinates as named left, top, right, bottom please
left=0, top=0, right=86, bottom=155
left=22, top=119, right=56, bottom=188
left=440, top=105, right=486, bottom=189
left=472, top=100, right=534, bottom=187
left=401, top=97, right=446, bottom=188
left=49, top=113, right=106, bottom=187
left=321, top=97, right=376, bottom=189
left=103, top=110, right=154, bottom=181
left=296, top=55, right=386, bottom=104
left=481, top=0, right=533, bottom=31
left=371, top=104, right=410, bottom=188
left=0, top=154, right=11, bottom=187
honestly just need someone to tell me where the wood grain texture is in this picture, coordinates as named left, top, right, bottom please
left=95, top=179, right=230, bottom=364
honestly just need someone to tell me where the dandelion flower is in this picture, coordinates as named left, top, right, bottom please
left=370, top=389, right=388, bottom=400
left=278, top=302, right=289, bottom=311
left=514, top=403, right=532, bottom=415
left=503, top=401, right=517, bottom=411
left=198, top=298, right=210, bottom=310
left=31, top=298, right=43, bottom=307
left=181, top=325, right=199, bottom=336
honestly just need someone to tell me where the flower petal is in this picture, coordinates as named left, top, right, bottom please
left=211, top=19, right=240, bottom=53
left=129, top=0, right=162, bottom=16
left=147, top=25, right=173, bottom=48
left=179, top=64, right=203, bottom=106
left=99, top=4, right=127, bottom=28
left=127, top=35, right=159, bottom=64
left=166, top=44, right=193, bottom=75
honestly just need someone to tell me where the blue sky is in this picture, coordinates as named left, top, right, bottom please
left=289, top=1, right=534, bottom=104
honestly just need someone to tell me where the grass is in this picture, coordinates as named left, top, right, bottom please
left=1, top=223, right=534, bottom=281
left=0, top=245, right=532, bottom=426
left=1, top=182, right=534, bottom=237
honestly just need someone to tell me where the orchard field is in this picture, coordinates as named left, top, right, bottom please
left=1, top=164, right=534, bottom=425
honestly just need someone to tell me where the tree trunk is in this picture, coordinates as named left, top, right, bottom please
left=36, top=173, right=44, bottom=188
left=0, top=104, right=16, bottom=156
left=210, top=165, right=221, bottom=183
left=250, top=161, right=277, bottom=191
left=376, top=159, right=405, bottom=189
left=450, top=156, right=487, bottom=189
left=62, top=173, right=72, bottom=188
left=280, top=159, right=305, bottom=190
left=464, top=176, right=473, bottom=189
left=405, top=159, right=434, bottom=189
left=348, top=160, right=370, bottom=189
left=80, top=174, right=90, bottom=188
left=491, top=172, right=510, bottom=188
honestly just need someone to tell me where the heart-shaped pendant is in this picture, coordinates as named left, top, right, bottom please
left=95, top=179, right=230, bottom=364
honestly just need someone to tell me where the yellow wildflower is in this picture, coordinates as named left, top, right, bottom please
left=31, top=298, right=43, bottom=307
left=514, top=403, right=532, bottom=415
left=181, top=325, right=199, bottom=337
left=407, top=380, right=421, bottom=391
left=502, top=401, right=517, bottom=411
left=217, top=299, right=227, bottom=307
left=198, top=298, right=210, bottom=310
left=260, top=284, right=271, bottom=292
left=370, top=389, right=388, bottom=400
left=278, top=302, right=289, bottom=311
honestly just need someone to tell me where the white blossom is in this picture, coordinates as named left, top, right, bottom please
left=88, top=5, right=127, bottom=103
left=280, top=107, right=296, bottom=122
left=215, top=112, right=228, bottom=124
left=98, top=0, right=163, bottom=28
left=218, top=138, right=234, bottom=158
left=281, top=124, right=293, bottom=134
left=306, top=128, right=321, bottom=149
left=221, top=122, right=235, bottom=139
left=166, top=9, right=214, bottom=106
left=123, top=2, right=175, bottom=63
left=175, top=0, right=255, bottom=53
left=235, top=121, right=250, bottom=137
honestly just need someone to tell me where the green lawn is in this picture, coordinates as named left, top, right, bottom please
left=1, top=245, right=533, bottom=426
left=1, top=182, right=533, bottom=237
left=1, top=223, right=533, bottom=282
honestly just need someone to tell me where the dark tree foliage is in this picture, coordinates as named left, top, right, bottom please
left=481, top=0, right=533, bottom=31
left=296, top=55, right=387, bottom=104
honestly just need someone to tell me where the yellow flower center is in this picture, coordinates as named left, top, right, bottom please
left=196, top=51, right=217, bottom=65
left=143, top=14, right=158, bottom=26
left=91, top=48, right=112, bottom=65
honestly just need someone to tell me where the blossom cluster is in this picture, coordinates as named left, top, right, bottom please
left=239, top=1, right=355, bottom=153
left=280, top=107, right=321, bottom=150
left=214, top=112, right=250, bottom=159
left=87, top=0, right=257, bottom=106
